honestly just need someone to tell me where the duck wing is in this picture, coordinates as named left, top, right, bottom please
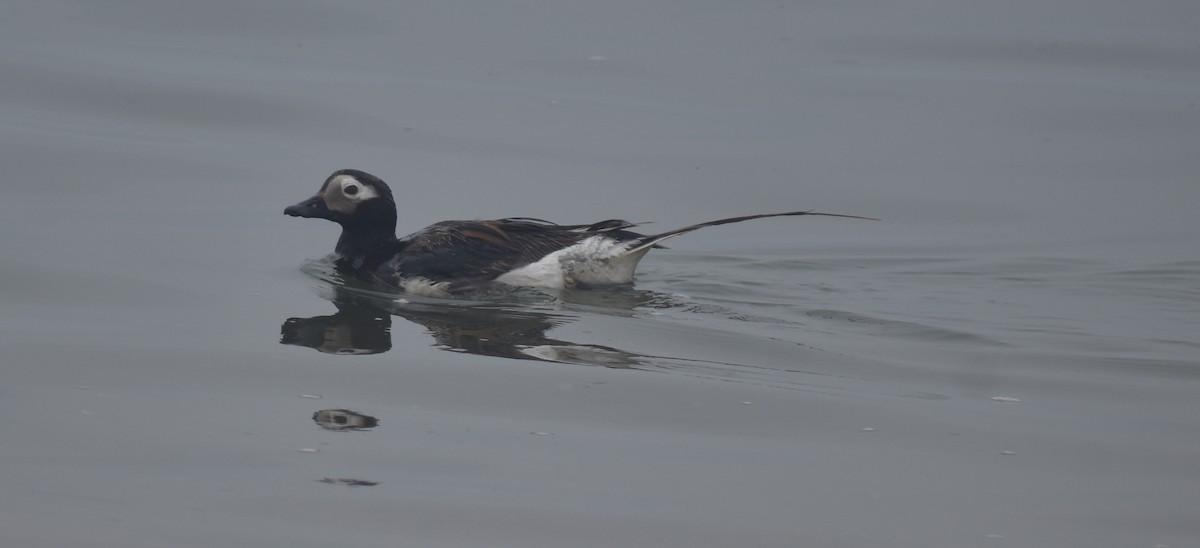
left=393, top=218, right=644, bottom=283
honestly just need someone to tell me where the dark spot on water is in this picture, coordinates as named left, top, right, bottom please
left=313, top=409, right=380, bottom=431
left=319, top=478, right=379, bottom=487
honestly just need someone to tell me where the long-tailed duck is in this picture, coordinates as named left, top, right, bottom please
left=285, top=169, right=874, bottom=295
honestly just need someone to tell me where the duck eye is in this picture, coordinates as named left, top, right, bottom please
left=344, top=184, right=359, bottom=196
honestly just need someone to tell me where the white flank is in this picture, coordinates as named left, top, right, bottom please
left=496, top=236, right=653, bottom=288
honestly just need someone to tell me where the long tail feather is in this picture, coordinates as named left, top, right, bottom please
left=625, top=211, right=878, bottom=253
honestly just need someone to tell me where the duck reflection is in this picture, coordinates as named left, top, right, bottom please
left=281, top=284, right=654, bottom=367
left=281, top=289, right=392, bottom=355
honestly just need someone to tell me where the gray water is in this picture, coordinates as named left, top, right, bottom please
left=3, top=2, right=1198, bottom=547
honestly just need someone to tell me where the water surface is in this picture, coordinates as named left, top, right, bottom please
left=2, top=2, right=1198, bottom=547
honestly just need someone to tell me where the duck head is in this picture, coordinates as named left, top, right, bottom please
left=285, top=169, right=399, bottom=258
left=285, top=169, right=396, bottom=225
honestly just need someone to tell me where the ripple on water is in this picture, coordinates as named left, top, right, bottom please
left=804, top=308, right=1009, bottom=347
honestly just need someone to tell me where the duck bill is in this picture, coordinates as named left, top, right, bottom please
left=284, top=195, right=333, bottom=219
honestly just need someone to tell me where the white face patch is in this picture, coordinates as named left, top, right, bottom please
left=322, top=174, right=381, bottom=214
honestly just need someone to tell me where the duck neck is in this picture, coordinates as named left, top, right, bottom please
left=333, top=222, right=400, bottom=273
left=328, top=197, right=400, bottom=273
left=336, top=222, right=398, bottom=255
